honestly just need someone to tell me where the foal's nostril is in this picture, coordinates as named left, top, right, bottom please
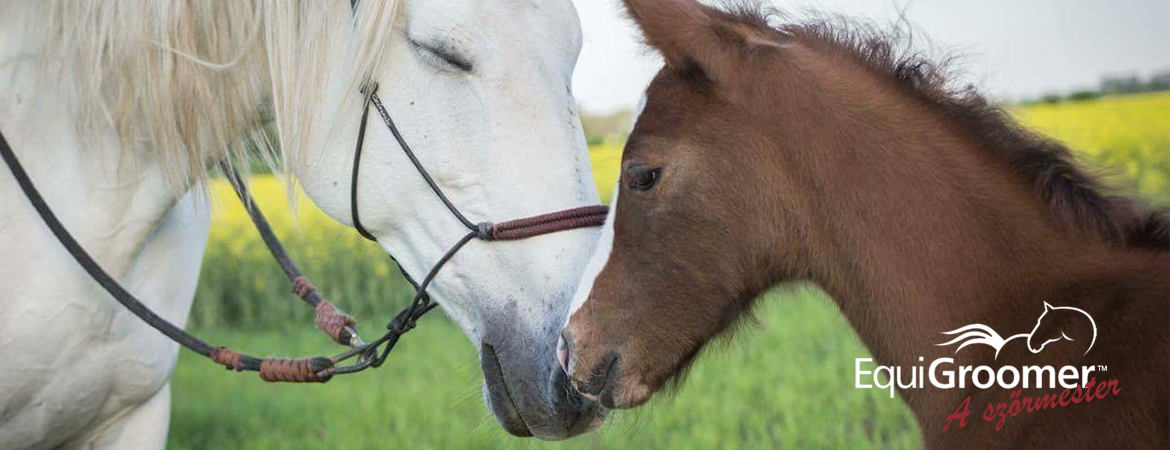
left=571, top=351, right=619, bottom=402
left=557, top=330, right=572, bottom=373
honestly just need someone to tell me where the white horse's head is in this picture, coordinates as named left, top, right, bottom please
left=290, top=0, right=605, bottom=439
left=25, top=0, right=604, bottom=437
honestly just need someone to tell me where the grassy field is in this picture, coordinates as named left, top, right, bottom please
left=171, top=291, right=917, bottom=450
left=173, top=93, right=1169, bottom=449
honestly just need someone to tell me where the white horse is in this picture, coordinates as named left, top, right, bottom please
left=0, top=1, right=606, bottom=447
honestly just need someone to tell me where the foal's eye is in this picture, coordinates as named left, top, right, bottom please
left=627, top=165, right=661, bottom=191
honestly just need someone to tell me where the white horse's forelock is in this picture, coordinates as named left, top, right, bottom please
left=6, top=0, right=400, bottom=193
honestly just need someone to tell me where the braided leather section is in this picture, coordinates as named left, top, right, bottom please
left=291, top=276, right=315, bottom=298
left=314, top=301, right=357, bottom=345
left=211, top=347, right=244, bottom=370
left=259, top=357, right=334, bottom=383
left=491, top=206, right=609, bottom=240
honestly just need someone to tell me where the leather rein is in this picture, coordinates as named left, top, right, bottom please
left=0, top=84, right=608, bottom=383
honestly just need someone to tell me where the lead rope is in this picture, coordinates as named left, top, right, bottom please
left=220, top=162, right=360, bottom=347
left=1, top=129, right=337, bottom=382
left=0, top=85, right=607, bottom=384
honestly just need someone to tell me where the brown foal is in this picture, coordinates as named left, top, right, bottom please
left=559, top=1, right=1169, bottom=448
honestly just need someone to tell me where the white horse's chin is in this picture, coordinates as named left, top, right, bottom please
left=419, top=228, right=607, bottom=440
left=480, top=334, right=609, bottom=440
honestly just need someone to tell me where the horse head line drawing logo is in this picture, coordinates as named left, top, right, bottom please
left=937, top=302, right=1097, bottom=359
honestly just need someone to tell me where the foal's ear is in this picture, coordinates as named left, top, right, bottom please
left=621, top=0, right=778, bottom=83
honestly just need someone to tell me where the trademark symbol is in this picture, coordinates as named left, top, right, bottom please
left=1097, top=365, right=1108, bottom=371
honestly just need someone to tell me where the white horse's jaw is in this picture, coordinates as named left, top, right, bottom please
left=291, top=0, right=605, bottom=439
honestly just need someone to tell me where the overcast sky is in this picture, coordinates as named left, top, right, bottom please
left=570, top=0, right=1170, bottom=113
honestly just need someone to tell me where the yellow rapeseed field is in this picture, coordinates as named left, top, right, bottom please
left=1014, top=92, right=1170, bottom=203
left=196, top=179, right=405, bottom=327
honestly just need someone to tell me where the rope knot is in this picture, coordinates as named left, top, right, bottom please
left=475, top=221, right=495, bottom=240
left=389, top=317, right=418, bottom=333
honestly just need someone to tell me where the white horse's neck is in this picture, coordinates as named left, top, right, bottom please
left=1, top=14, right=214, bottom=449
left=0, top=17, right=193, bottom=273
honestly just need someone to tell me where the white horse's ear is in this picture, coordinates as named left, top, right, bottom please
left=1044, top=302, right=1054, bottom=311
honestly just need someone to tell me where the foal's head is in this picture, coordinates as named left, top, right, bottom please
left=558, top=0, right=1166, bottom=409
left=558, top=0, right=830, bottom=408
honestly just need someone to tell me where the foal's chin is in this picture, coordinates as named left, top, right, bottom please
left=596, top=377, right=657, bottom=410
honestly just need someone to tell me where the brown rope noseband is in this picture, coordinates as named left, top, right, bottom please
left=0, top=83, right=607, bottom=383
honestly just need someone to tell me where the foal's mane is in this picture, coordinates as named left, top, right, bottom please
left=4, top=0, right=401, bottom=191
left=721, top=4, right=1169, bottom=249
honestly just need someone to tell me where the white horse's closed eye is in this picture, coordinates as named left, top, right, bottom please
left=0, top=0, right=605, bottom=447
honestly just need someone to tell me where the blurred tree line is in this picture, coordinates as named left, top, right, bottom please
left=1031, top=70, right=1170, bottom=104
left=1101, top=72, right=1170, bottom=95
left=580, top=107, right=634, bottom=146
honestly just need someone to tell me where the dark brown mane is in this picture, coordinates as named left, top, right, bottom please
left=720, top=3, right=1170, bottom=249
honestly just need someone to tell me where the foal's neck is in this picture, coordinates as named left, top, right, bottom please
left=779, top=107, right=1150, bottom=414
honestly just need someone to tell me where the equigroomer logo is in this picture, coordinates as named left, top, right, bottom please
left=937, top=302, right=1097, bottom=358
left=854, top=303, right=1121, bottom=433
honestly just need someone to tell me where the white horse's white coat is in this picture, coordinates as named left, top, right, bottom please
left=0, top=1, right=601, bottom=447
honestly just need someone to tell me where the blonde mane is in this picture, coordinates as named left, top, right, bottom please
left=6, top=0, right=400, bottom=190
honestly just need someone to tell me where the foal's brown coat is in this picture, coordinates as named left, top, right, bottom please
left=562, top=1, right=1169, bottom=448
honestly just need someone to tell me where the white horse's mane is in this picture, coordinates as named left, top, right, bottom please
left=5, top=0, right=401, bottom=191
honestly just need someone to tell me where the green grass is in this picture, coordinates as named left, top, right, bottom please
left=171, top=289, right=918, bottom=450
